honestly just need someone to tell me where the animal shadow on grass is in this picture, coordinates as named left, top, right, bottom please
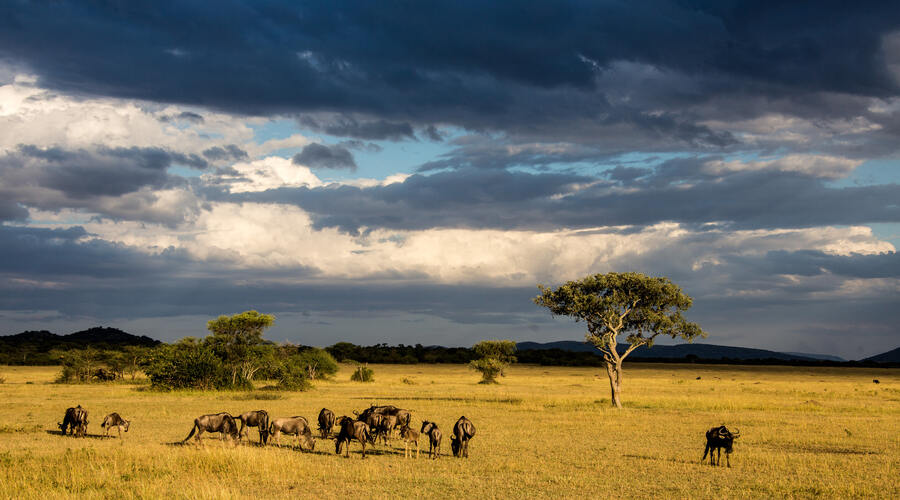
left=622, top=453, right=697, bottom=466
left=45, top=430, right=112, bottom=440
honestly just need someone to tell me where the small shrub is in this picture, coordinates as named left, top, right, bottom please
left=401, top=377, right=416, bottom=385
left=350, top=363, right=374, bottom=382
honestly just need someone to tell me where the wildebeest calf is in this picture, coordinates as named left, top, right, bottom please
left=58, top=405, right=88, bottom=437
left=237, top=410, right=270, bottom=444
left=101, top=412, right=130, bottom=438
left=399, top=424, right=419, bottom=459
left=182, top=413, right=239, bottom=445
left=318, top=408, right=335, bottom=438
left=375, top=414, right=398, bottom=444
left=702, top=425, right=740, bottom=467
left=421, top=421, right=442, bottom=460
left=450, top=416, right=476, bottom=458
left=335, top=416, right=371, bottom=459
left=268, top=416, right=316, bottom=451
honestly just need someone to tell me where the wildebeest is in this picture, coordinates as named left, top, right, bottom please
left=450, top=416, right=476, bottom=458
left=182, top=413, right=239, bottom=445
left=335, top=416, right=371, bottom=458
left=362, top=413, right=384, bottom=445
left=268, top=416, right=316, bottom=451
left=318, top=408, right=335, bottom=438
left=237, top=410, right=270, bottom=444
left=58, top=405, right=88, bottom=437
left=355, top=404, right=411, bottom=435
left=101, top=412, right=130, bottom=438
left=873, top=379, right=880, bottom=384
left=375, top=414, right=398, bottom=444
left=421, top=421, right=442, bottom=459
left=399, top=424, right=419, bottom=459
left=702, top=426, right=740, bottom=467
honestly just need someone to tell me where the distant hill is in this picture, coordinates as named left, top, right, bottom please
left=516, top=341, right=827, bottom=362
left=0, top=327, right=160, bottom=365
left=865, top=347, right=900, bottom=363
left=782, top=352, right=846, bottom=362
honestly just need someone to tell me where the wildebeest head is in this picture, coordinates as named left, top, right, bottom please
left=124, top=419, right=131, bottom=432
left=421, top=420, right=436, bottom=434
left=708, top=426, right=740, bottom=453
left=299, top=430, right=316, bottom=451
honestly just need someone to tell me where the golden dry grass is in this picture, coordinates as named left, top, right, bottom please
left=0, top=363, right=897, bottom=499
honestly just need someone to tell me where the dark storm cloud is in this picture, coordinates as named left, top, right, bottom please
left=229, top=161, right=900, bottom=233
left=292, top=143, right=357, bottom=170
left=158, top=111, right=204, bottom=124
left=3, top=1, right=898, bottom=142
left=731, top=250, right=900, bottom=279
left=202, top=144, right=249, bottom=162
left=0, top=145, right=205, bottom=199
left=299, top=116, right=416, bottom=141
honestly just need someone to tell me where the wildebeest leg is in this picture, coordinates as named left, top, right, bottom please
left=725, top=451, right=731, bottom=468
left=117, top=425, right=123, bottom=439
left=360, top=439, right=366, bottom=459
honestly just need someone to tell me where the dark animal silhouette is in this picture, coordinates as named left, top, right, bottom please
left=335, top=416, right=371, bottom=458
left=317, top=408, right=335, bottom=438
left=268, top=416, right=315, bottom=451
left=873, top=379, right=880, bottom=384
left=399, top=424, right=419, bottom=458
left=355, top=405, right=411, bottom=433
left=58, top=405, right=88, bottom=437
left=702, top=426, right=740, bottom=467
left=101, top=412, right=130, bottom=438
left=362, top=413, right=384, bottom=445
left=375, top=414, right=398, bottom=444
left=182, top=413, right=239, bottom=445
left=421, top=421, right=442, bottom=459
left=237, top=410, right=270, bottom=444
left=450, top=416, right=476, bottom=458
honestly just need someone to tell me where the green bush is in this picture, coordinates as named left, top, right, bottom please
left=271, top=354, right=313, bottom=391
left=296, top=347, right=339, bottom=380
left=141, top=340, right=229, bottom=390
left=350, top=363, right=374, bottom=382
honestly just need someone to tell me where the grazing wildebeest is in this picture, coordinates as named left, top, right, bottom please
left=268, top=416, right=316, bottom=451
left=182, top=413, right=239, bottom=445
left=450, top=416, right=476, bottom=458
left=399, top=424, right=419, bottom=459
left=873, top=379, right=880, bottom=384
left=421, top=421, right=442, bottom=459
left=101, top=412, right=130, bottom=438
left=335, top=416, right=371, bottom=459
left=318, top=408, right=335, bottom=438
left=702, top=426, right=740, bottom=467
left=237, top=410, right=270, bottom=444
left=58, top=405, right=88, bottom=437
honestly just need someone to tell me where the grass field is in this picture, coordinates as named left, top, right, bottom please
left=0, top=363, right=897, bottom=499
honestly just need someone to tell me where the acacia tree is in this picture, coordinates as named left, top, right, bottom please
left=534, top=272, right=705, bottom=408
left=469, top=340, right=517, bottom=384
left=204, top=310, right=276, bottom=387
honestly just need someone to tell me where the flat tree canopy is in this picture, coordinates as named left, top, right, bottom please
left=534, top=272, right=705, bottom=407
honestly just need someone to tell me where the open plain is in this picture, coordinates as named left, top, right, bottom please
left=0, top=363, right=897, bottom=499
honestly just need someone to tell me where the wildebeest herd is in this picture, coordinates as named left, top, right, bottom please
left=56, top=404, right=740, bottom=465
left=57, top=403, right=477, bottom=460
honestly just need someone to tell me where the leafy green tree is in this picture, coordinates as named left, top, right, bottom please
left=141, top=338, right=227, bottom=390
left=204, top=310, right=276, bottom=388
left=469, top=340, right=517, bottom=384
left=121, top=345, right=151, bottom=381
left=534, top=272, right=705, bottom=408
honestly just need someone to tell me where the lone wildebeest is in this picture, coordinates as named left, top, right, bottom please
left=421, top=421, right=442, bottom=460
left=399, top=424, right=419, bottom=459
left=58, top=405, right=88, bottom=437
left=268, top=416, right=316, bottom=451
left=335, top=416, right=371, bottom=459
left=873, top=379, right=880, bottom=384
left=450, top=416, right=476, bottom=458
left=182, top=413, right=239, bottom=445
left=318, top=408, right=335, bottom=438
left=702, top=426, right=740, bottom=467
left=237, top=410, right=270, bottom=444
left=101, top=412, right=130, bottom=438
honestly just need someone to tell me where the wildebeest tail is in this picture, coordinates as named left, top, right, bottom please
left=183, top=421, right=199, bottom=442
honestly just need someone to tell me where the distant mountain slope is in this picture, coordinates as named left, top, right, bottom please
left=865, top=346, right=900, bottom=363
left=516, top=341, right=824, bottom=362
left=0, top=327, right=160, bottom=365
left=782, top=352, right=846, bottom=362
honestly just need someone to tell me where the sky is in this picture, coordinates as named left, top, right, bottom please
left=1, top=1, right=899, bottom=359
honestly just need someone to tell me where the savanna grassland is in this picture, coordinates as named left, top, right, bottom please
left=0, top=363, right=897, bottom=499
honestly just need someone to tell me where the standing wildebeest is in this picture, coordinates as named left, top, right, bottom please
left=237, top=410, right=270, bottom=444
left=318, top=408, right=335, bottom=438
left=376, top=414, right=398, bottom=444
left=101, top=412, right=130, bottom=438
left=399, top=424, right=419, bottom=459
left=362, top=413, right=384, bottom=445
left=702, top=426, right=740, bottom=467
left=355, top=404, right=411, bottom=436
left=335, top=416, right=371, bottom=458
left=58, top=405, right=88, bottom=437
left=182, top=413, right=239, bottom=445
left=450, top=416, right=476, bottom=458
left=268, top=416, right=316, bottom=451
left=421, top=421, right=442, bottom=459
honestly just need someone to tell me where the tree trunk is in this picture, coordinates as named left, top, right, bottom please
left=605, top=360, right=623, bottom=408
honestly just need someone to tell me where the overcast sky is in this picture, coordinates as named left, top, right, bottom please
left=1, top=1, right=899, bottom=359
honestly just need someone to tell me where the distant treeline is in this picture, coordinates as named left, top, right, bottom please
left=0, top=328, right=159, bottom=365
